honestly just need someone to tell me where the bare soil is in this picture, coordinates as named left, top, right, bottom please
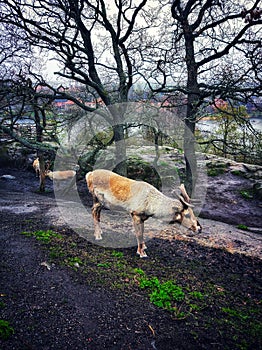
left=0, top=167, right=261, bottom=350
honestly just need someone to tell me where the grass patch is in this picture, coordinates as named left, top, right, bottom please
left=239, top=189, right=253, bottom=200
left=139, top=276, right=185, bottom=316
left=222, top=307, right=250, bottom=321
left=66, top=256, right=83, bottom=268
left=111, top=250, right=124, bottom=258
left=21, top=229, right=63, bottom=243
left=97, top=262, right=111, bottom=268
left=136, top=272, right=205, bottom=319
left=220, top=307, right=262, bottom=349
left=0, top=320, right=14, bottom=340
left=237, top=224, right=249, bottom=231
left=19, top=227, right=261, bottom=349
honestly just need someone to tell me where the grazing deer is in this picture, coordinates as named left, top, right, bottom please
left=45, top=164, right=79, bottom=180
left=45, top=165, right=79, bottom=192
left=45, top=170, right=76, bottom=180
left=32, top=158, right=40, bottom=177
left=86, top=169, right=202, bottom=258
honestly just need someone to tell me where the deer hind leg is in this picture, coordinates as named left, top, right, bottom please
left=131, top=212, right=147, bottom=258
left=92, top=195, right=103, bottom=240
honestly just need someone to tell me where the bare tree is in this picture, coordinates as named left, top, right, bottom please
left=134, top=0, right=261, bottom=193
left=0, top=1, right=261, bottom=192
left=0, top=21, right=60, bottom=190
left=0, top=0, right=155, bottom=175
left=0, top=67, right=60, bottom=190
left=169, top=0, right=262, bottom=193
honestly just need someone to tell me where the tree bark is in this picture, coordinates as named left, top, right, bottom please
left=34, top=96, right=46, bottom=192
left=113, top=124, right=127, bottom=176
left=183, top=24, right=200, bottom=196
left=38, top=155, right=46, bottom=193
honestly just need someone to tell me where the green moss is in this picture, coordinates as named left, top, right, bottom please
left=237, top=224, right=248, bottom=231
left=206, top=161, right=228, bottom=176
left=207, top=167, right=226, bottom=176
left=231, top=170, right=245, bottom=177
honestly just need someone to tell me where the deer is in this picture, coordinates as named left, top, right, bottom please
left=45, top=164, right=79, bottom=180
left=45, top=165, right=80, bottom=193
left=45, top=169, right=77, bottom=180
left=32, top=158, right=40, bottom=177
left=86, top=169, right=202, bottom=258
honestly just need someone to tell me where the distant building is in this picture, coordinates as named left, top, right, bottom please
left=54, top=99, right=75, bottom=110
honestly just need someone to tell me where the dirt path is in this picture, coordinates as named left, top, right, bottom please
left=1, top=171, right=261, bottom=259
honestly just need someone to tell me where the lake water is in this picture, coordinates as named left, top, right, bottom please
left=197, top=118, right=262, bottom=133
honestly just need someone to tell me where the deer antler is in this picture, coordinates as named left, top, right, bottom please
left=179, top=184, right=191, bottom=204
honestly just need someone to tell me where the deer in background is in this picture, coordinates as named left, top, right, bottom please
left=32, top=157, right=51, bottom=192
left=32, top=158, right=40, bottom=177
left=45, top=169, right=77, bottom=180
left=86, top=169, right=202, bottom=258
left=45, top=165, right=80, bottom=193
left=45, top=164, right=79, bottom=180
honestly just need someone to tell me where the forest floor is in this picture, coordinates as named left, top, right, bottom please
left=0, top=166, right=261, bottom=350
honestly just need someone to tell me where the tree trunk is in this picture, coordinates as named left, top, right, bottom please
left=34, top=98, right=46, bottom=192
left=183, top=25, right=200, bottom=197
left=184, top=117, right=197, bottom=196
left=113, top=124, right=127, bottom=176
left=153, top=128, right=160, bottom=168
left=38, top=154, right=46, bottom=193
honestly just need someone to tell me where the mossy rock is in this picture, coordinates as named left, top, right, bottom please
left=113, top=156, right=161, bottom=189
left=206, top=160, right=228, bottom=176
left=207, top=167, right=227, bottom=177
left=231, top=169, right=246, bottom=177
left=206, top=160, right=229, bottom=169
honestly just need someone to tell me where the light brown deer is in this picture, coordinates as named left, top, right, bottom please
left=32, top=158, right=40, bottom=177
left=45, top=170, right=76, bottom=180
left=86, top=169, right=202, bottom=258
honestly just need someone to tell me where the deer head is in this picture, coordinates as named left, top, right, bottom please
left=177, top=184, right=202, bottom=233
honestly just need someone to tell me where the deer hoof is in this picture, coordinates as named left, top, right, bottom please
left=94, top=232, right=102, bottom=240
left=137, top=251, right=148, bottom=258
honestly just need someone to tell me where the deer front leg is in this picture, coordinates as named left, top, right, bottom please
left=131, top=212, right=147, bottom=258
left=92, top=197, right=103, bottom=240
